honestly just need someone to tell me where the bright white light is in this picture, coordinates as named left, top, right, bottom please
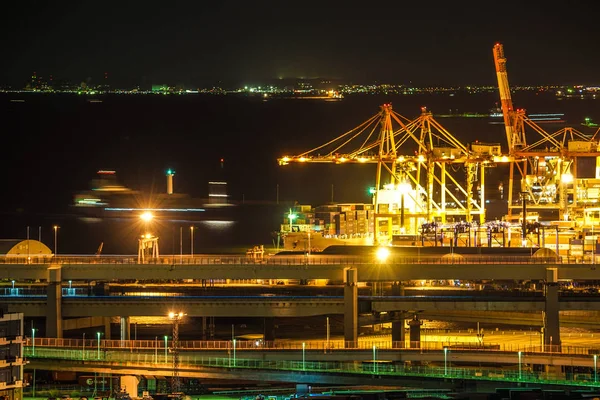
left=140, top=211, right=154, bottom=222
left=376, top=247, right=390, bottom=262
left=561, top=173, right=573, bottom=184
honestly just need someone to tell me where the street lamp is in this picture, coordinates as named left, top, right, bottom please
left=140, top=211, right=154, bottom=222
left=53, top=225, right=59, bottom=255
left=96, top=332, right=101, bottom=359
left=518, top=351, right=522, bottom=380
left=444, top=347, right=448, bottom=376
left=398, top=180, right=411, bottom=230
left=372, top=345, right=377, bottom=374
left=32, top=328, right=36, bottom=356
left=302, top=342, right=306, bottom=370
left=190, top=226, right=195, bottom=257
left=164, top=335, right=168, bottom=364
left=233, top=339, right=236, bottom=367
left=155, top=336, right=158, bottom=363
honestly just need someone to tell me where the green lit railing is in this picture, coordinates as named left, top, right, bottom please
left=24, top=347, right=600, bottom=388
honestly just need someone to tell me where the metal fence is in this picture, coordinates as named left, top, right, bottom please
left=23, top=346, right=600, bottom=388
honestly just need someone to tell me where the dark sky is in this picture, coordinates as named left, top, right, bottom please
left=1, top=1, right=598, bottom=87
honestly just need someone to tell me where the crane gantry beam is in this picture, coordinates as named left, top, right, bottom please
left=278, top=103, right=498, bottom=244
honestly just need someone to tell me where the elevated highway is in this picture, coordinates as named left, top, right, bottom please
left=4, top=295, right=600, bottom=317
left=2, top=254, right=600, bottom=282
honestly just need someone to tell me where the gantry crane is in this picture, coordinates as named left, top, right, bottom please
left=279, top=103, right=496, bottom=244
left=493, top=43, right=600, bottom=222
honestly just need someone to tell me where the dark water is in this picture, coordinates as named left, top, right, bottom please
left=1, top=91, right=598, bottom=254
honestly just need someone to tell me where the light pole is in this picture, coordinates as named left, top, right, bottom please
left=32, top=328, right=36, bottom=356
left=96, top=332, right=101, bottom=359
left=518, top=351, right=522, bottom=380
left=444, top=347, right=448, bottom=376
left=372, top=345, right=377, bottom=374
left=302, top=342, right=306, bottom=370
left=168, top=311, right=185, bottom=393
left=53, top=225, right=59, bottom=255
left=594, top=354, right=598, bottom=383
left=83, top=333, right=86, bottom=360
left=233, top=339, right=236, bottom=367
left=190, top=226, right=194, bottom=257
left=164, top=335, right=168, bottom=364
left=326, top=317, right=330, bottom=350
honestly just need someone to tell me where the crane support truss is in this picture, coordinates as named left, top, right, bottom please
left=493, top=43, right=600, bottom=221
left=278, top=104, right=494, bottom=244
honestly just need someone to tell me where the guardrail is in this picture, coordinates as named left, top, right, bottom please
left=0, top=254, right=563, bottom=265
left=25, top=338, right=600, bottom=356
left=24, top=346, right=600, bottom=388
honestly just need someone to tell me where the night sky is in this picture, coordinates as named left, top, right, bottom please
left=1, top=1, right=598, bottom=87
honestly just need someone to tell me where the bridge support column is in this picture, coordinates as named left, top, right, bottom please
left=46, top=266, right=63, bottom=338
left=120, top=376, right=138, bottom=397
left=104, top=317, right=112, bottom=340
left=408, top=314, right=422, bottom=348
left=344, top=268, right=358, bottom=348
left=263, top=318, right=276, bottom=342
left=391, top=282, right=405, bottom=348
left=544, top=267, right=561, bottom=350
left=120, top=317, right=131, bottom=341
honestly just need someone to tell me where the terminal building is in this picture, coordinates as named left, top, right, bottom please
left=0, top=310, right=25, bottom=400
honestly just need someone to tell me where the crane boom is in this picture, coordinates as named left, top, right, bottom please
left=493, top=43, right=525, bottom=152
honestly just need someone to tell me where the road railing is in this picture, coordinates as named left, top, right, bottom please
left=0, top=254, right=563, bottom=266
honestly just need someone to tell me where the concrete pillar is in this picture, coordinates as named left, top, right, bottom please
left=120, top=317, right=131, bottom=341
left=408, top=314, right=423, bottom=348
left=263, top=318, right=276, bottom=342
left=46, top=266, right=63, bottom=338
left=391, top=282, right=405, bottom=348
left=544, top=267, right=561, bottom=349
left=120, top=375, right=139, bottom=397
left=343, top=268, right=358, bottom=347
left=104, top=317, right=112, bottom=340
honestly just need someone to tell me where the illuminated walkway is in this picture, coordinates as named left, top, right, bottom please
left=24, top=337, right=600, bottom=389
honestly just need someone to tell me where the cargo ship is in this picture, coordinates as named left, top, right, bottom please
left=280, top=203, right=376, bottom=252
left=489, top=106, right=565, bottom=124
left=72, top=169, right=236, bottom=222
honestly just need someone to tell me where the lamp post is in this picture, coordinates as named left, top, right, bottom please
left=164, top=335, right=168, bottom=364
left=53, top=225, right=59, bottom=255
left=190, top=226, right=194, bottom=257
left=32, top=328, right=36, bottom=356
left=444, top=347, right=448, bottom=376
left=155, top=336, right=158, bottom=363
left=398, top=180, right=411, bottom=231
left=518, top=351, right=522, bottom=380
left=96, top=332, right=101, bottom=360
left=233, top=339, right=236, bottom=367
left=372, top=345, right=377, bottom=374
left=594, top=354, right=598, bottom=383
left=302, top=342, right=306, bottom=370
left=326, top=317, right=330, bottom=350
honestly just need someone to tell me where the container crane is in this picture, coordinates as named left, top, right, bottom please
left=278, top=104, right=494, bottom=244
left=492, top=43, right=600, bottom=222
